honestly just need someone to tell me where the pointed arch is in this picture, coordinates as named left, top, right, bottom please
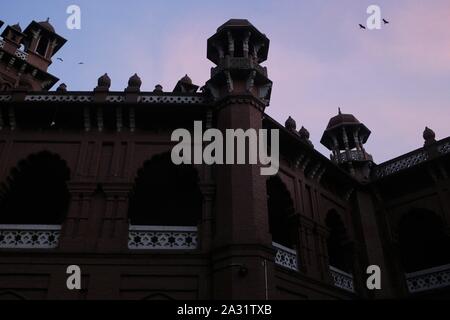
left=326, top=210, right=353, bottom=273
left=128, top=152, right=203, bottom=226
left=266, top=175, right=296, bottom=248
left=0, top=151, right=71, bottom=224
left=398, top=208, right=450, bottom=272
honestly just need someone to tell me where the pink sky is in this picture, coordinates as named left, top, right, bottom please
left=2, top=0, right=450, bottom=162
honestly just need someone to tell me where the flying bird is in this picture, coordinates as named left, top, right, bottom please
left=56, top=57, right=63, bottom=62
left=78, top=62, right=84, bottom=65
left=358, top=24, right=366, bottom=30
left=383, top=19, right=389, bottom=24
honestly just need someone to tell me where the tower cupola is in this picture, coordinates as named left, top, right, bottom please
left=321, top=109, right=373, bottom=180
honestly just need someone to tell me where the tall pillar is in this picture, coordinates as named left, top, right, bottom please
left=206, top=19, right=275, bottom=299
left=354, top=190, right=395, bottom=298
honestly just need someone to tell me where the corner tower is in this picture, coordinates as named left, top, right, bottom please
left=206, top=19, right=274, bottom=299
left=0, top=19, right=66, bottom=91
left=205, top=19, right=272, bottom=104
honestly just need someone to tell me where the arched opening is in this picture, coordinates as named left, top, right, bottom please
left=0, top=151, right=71, bottom=224
left=128, top=152, right=203, bottom=226
left=267, top=175, right=296, bottom=248
left=36, top=37, right=49, bottom=56
left=326, top=210, right=353, bottom=273
left=398, top=209, right=450, bottom=272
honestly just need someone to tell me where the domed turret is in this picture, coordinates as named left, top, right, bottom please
left=321, top=108, right=373, bottom=180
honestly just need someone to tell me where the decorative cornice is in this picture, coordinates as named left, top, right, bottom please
left=214, top=94, right=266, bottom=111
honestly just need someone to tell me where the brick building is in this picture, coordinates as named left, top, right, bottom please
left=0, top=19, right=449, bottom=300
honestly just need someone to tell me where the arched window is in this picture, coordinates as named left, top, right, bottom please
left=0, top=151, right=71, bottom=224
left=326, top=210, right=353, bottom=272
left=398, top=209, right=450, bottom=272
left=267, top=175, right=296, bottom=248
left=128, top=152, right=203, bottom=226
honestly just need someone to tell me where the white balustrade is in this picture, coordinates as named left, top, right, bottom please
left=273, top=242, right=298, bottom=271
left=0, top=224, right=61, bottom=249
left=329, top=265, right=354, bottom=292
left=128, top=225, right=198, bottom=250
left=405, top=264, right=450, bottom=293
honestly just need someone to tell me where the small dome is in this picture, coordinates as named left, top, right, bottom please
left=97, top=73, right=111, bottom=88
left=38, top=18, right=55, bottom=33
left=11, top=23, right=22, bottom=32
left=180, top=74, right=192, bottom=85
left=128, top=73, right=142, bottom=88
left=153, top=84, right=163, bottom=93
left=56, top=83, right=67, bottom=92
left=299, top=126, right=310, bottom=139
left=423, top=126, right=436, bottom=146
left=285, top=116, right=296, bottom=131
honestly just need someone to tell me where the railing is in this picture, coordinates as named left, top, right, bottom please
left=405, top=264, right=450, bottom=293
left=329, top=266, right=354, bottom=293
left=0, top=224, right=61, bottom=249
left=373, top=137, right=450, bottom=179
left=273, top=242, right=298, bottom=271
left=128, top=225, right=198, bottom=250
left=332, top=149, right=373, bottom=164
left=14, top=49, right=28, bottom=61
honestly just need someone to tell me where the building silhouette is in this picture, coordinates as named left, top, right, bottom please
left=0, top=19, right=449, bottom=300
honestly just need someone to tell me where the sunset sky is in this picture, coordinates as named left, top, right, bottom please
left=2, top=0, right=450, bottom=162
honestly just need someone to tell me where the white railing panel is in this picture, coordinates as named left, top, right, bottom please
left=273, top=242, right=298, bottom=271
left=128, top=225, right=198, bottom=250
left=329, top=265, right=354, bottom=292
left=0, top=224, right=61, bottom=249
left=405, top=264, right=450, bottom=293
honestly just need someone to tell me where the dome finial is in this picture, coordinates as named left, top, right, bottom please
left=423, top=126, right=436, bottom=146
left=94, top=73, right=111, bottom=91
left=285, top=116, right=296, bottom=131
left=126, top=73, right=142, bottom=92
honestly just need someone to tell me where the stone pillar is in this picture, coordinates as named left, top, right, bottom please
left=354, top=190, right=396, bottom=298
